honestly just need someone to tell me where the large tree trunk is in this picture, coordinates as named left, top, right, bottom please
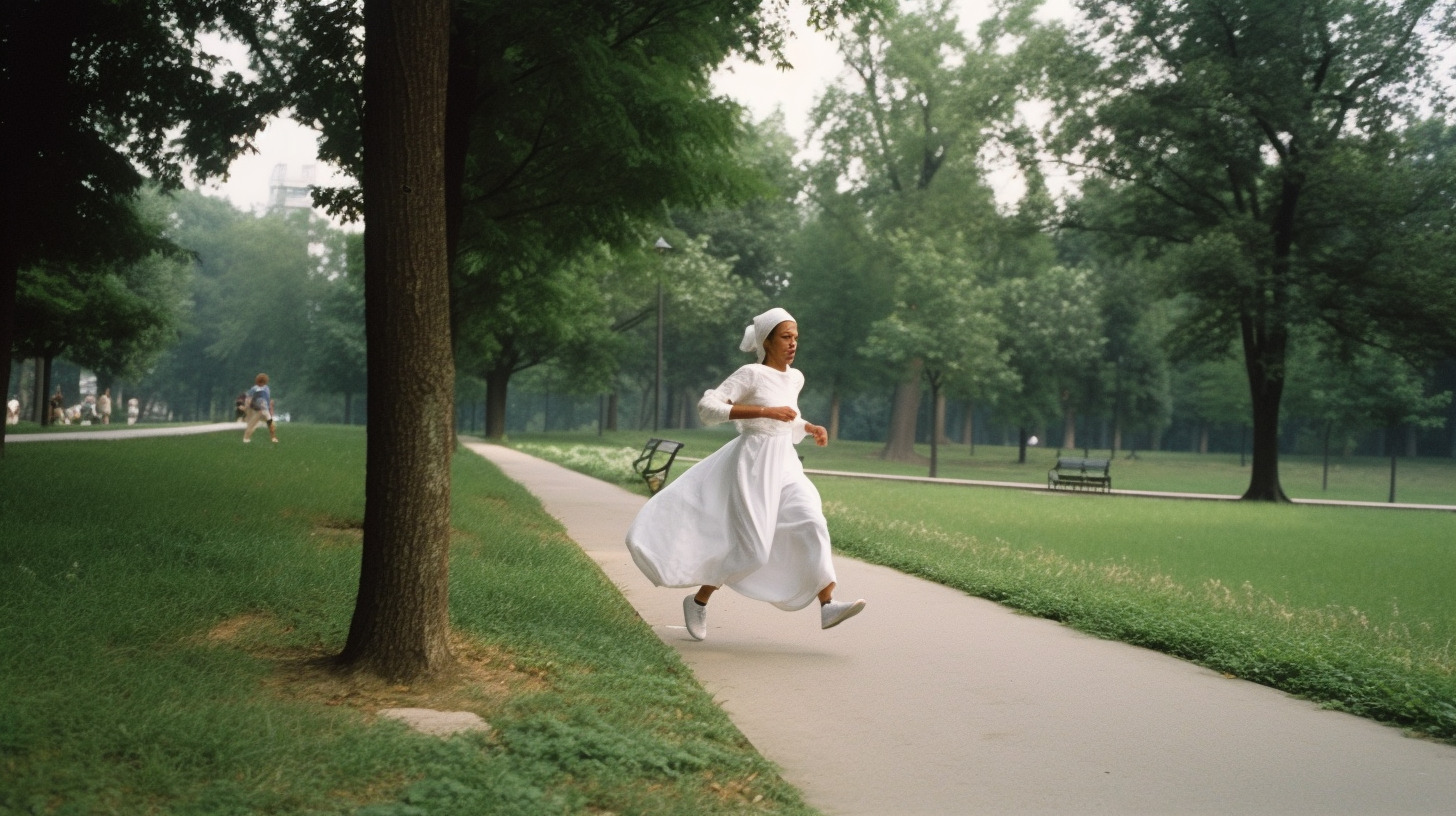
left=927, top=370, right=943, bottom=478
left=1239, top=315, right=1290, bottom=502
left=341, top=0, right=455, bottom=682
left=879, top=358, right=924, bottom=462
left=483, top=361, right=510, bottom=439
left=606, top=391, right=619, bottom=431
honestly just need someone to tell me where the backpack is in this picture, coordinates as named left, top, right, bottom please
left=250, top=388, right=269, bottom=411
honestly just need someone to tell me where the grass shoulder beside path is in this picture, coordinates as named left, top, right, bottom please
left=509, top=430, right=1456, bottom=741
left=512, top=429, right=1456, bottom=506
left=0, top=426, right=816, bottom=815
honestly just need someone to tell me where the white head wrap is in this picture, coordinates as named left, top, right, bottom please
left=739, top=307, right=796, bottom=363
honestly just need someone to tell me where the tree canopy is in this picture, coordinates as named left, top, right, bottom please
left=1048, top=0, right=1456, bottom=499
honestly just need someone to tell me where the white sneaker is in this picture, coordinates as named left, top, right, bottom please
left=683, top=595, right=707, bottom=641
left=821, top=599, right=866, bottom=630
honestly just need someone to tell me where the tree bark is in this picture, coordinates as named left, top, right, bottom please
left=1239, top=314, right=1290, bottom=502
left=1062, top=405, right=1077, bottom=452
left=341, top=0, right=455, bottom=682
left=927, top=370, right=943, bottom=478
left=483, top=360, right=510, bottom=439
left=606, top=391, right=619, bottom=431
left=879, top=358, right=924, bottom=462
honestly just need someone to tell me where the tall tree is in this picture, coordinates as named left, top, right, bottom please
left=864, top=233, right=1011, bottom=475
left=807, top=0, right=1045, bottom=460
left=1050, top=0, right=1456, bottom=500
left=337, top=0, right=455, bottom=681
left=306, top=232, right=367, bottom=424
left=782, top=211, right=895, bottom=440
left=993, top=264, right=1106, bottom=462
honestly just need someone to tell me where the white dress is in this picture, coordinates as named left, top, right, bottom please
left=625, top=364, right=836, bottom=611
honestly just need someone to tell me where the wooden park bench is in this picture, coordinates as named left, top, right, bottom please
left=633, top=438, right=684, bottom=495
left=1047, top=454, right=1112, bottom=493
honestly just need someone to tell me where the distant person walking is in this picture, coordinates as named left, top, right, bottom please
left=243, top=374, right=278, bottom=444
left=126, top=397, right=139, bottom=425
left=97, top=389, right=112, bottom=424
left=49, top=387, right=66, bottom=425
left=6, top=397, right=18, bottom=425
left=625, top=307, right=866, bottom=641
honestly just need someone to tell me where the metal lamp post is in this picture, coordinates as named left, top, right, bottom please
left=653, top=237, right=672, bottom=431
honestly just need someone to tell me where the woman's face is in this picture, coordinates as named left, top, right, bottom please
left=763, top=321, right=799, bottom=369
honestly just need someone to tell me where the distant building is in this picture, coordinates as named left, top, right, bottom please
left=268, top=164, right=316, bottom=211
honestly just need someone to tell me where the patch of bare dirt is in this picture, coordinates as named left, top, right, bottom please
left=309, top=515, right=364, bottom=548
left=204, top=613, right=545, bottom=720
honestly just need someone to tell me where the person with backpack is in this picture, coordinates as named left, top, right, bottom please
left=243, top=373, right=278, bottom=444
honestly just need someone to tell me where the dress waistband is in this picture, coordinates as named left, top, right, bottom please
left=735, top=418, right=794, bottom=436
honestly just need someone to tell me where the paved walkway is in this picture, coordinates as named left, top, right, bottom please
left=465, top=441, right=1456, bottom=816
left=6, top=422, right=240, bottom=442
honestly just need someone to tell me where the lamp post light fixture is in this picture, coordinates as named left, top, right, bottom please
left=653, top=237, right=672, bottom=432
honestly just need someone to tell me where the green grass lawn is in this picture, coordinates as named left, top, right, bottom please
left=0, top=427, right=816, bottom=815
left=511, top=429, right=1456, bottom=740
left=514, top=428, right=1456, bottom=506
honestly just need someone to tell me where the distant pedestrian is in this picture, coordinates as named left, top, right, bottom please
left=97, top=389, right=112, bottom=424
left=5, top=397, right=18, bottom=425
left=243, top=374, right=278, bottom=444
left=127, top=397, right=139, bottom=425
left=49, top=387, right=66, bottom=424
left=234, top=392, right=247, bottom=422
left=625, top=307, right=866, bottom=641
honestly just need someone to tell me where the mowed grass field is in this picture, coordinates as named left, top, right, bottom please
left=510, top=429, right=1456, bottom=739
left=511, top=428, right=1456, bottom=506
left=0, top=427, right=816, bottom=815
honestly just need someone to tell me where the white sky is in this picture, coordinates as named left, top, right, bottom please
left=198, top=1, right=1076, bottom=213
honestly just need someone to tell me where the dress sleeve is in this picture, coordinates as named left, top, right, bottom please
left=789, top=369, right=809, bottom=444
left=698, top=366, right=757, bottom=427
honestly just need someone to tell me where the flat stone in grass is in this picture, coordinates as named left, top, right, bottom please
left=378, top=708, right=490, bottom=737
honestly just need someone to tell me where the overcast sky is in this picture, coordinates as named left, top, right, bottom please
left=198, top=1, right=1073, bottom=213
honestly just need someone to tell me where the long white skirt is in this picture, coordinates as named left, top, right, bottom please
left=625, top=429, right=836, bottom=611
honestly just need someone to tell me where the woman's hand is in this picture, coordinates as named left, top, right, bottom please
left=806, top=423, right=828, bottom=446
left=760, top=405, right=798, bottom=423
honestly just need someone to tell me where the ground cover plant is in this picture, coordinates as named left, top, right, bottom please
left=0, top=426, right=816, bottom=815
left=511, top=432, right=1456, bottom=740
